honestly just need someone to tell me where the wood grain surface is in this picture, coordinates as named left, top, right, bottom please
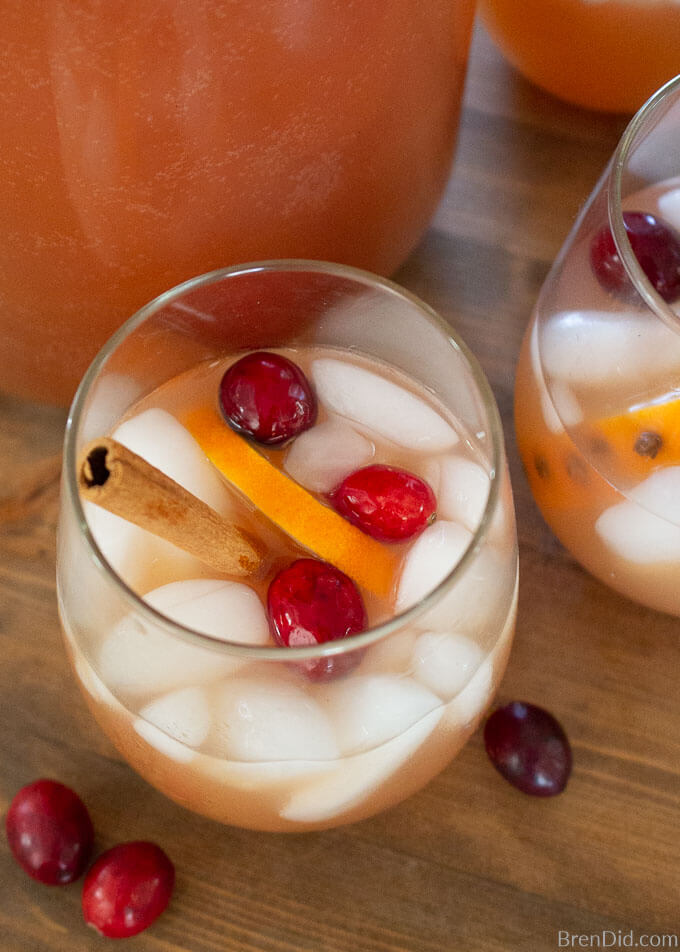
left=2, top=23, right=678, bottom=952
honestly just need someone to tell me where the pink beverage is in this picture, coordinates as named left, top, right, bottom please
left=516, top=162, right=680, bottom=614
left=57, top=262, right=518, bottom=831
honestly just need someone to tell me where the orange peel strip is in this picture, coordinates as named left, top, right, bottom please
left=519, top=394, right=680, bottom=515
left=520, top=427, right=613, bottom=514
left=184, top=405, right=397, bottom=598
left=591, top=394, right=680, bottom=479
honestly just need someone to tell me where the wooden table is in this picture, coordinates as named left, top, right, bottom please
left=2, top=23, right=678, bottom=952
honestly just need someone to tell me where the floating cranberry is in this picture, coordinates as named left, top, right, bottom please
left=5, top=779, right=94, bottom=885
left=219, top=351, right=317, bottom=445
left=267, top=558, right=366, bottom=680
left=82, top=841, right=174, bottom=939
left=590, top=210, right=680, bottom=302
left=330, top=464, right=436, bottom=542
left=484, top=701, right=572, bottom=797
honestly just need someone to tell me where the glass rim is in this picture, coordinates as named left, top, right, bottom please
left=609, top=72, right=680, bottom=330
left=63, top=258, right=506, bottom=662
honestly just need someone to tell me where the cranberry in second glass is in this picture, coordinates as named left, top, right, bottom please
left=267, top=558, right=366, bottom=680
left=590, top=210, right=680, bottom=303
left=219, top=351, right=317, bottom=445
left=484, top=701, right=572, bottom=797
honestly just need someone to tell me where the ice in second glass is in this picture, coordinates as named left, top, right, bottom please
left=58, top=263, right=518, bottom=831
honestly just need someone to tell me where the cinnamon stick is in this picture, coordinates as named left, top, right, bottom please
left=77, top=437, right=262, bottom=577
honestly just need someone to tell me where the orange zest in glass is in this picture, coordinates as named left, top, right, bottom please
left=184, top=405, right=398, bottom=598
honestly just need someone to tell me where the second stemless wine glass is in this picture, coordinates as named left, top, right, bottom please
left=515, top=76, right=680, bottom=615
left=57, top=260, right=518, bottom=832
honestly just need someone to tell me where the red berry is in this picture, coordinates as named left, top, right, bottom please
left=484, top=701, right=572, bottom=797
left=219, top=351, right=317, bottom=445
left=330, top=464, right=436, bottom=542
left=590, top=210, right=680, bottom=302
left=5, top=779, right=94, bottom=885
left=82, top=841, right=174, bottom=939
left=267, top=558, right=366, bottom=680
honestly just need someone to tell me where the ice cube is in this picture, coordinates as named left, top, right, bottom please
left=112, top=408, right=232, bottom=514
left=414, top=544, right=511, bottom=635
left=283, top=418, right=374, bottom=493
left=318, top=674, right=440, bottom=755
left=529, top=320, right=568, bottom=433
left=596, top=498, right=680, bottom=565
left=144, top=578, right=270, bottom=645
left=139, top=686, right=211, bottom=748
left=530, top=315, right=587, bottom=431
left=280, top=707, right=443, bottom=824
left=441, top=572, right=515, bottom=733
left=551, top=382, right=583, bottom=427
left=657, top=187, right=680, bottom=232
left=425, top=456, right=489, bottom=533
left=595, top=467, right=680, bottom=565
left=133, top=720, right=196, bottom=764
left=80, top=373, right=141, bottom=443
left=213, top=677, right=339, bottom=762
left=631, top=465, right=680, bottom=523
left=85, top=500, right=207, bottom=593
left=439, top=580, right=515, bottom=733
left=540, top=310, right=680, bottom=387
left=311, top=358, right=458, bottom=452
left=540, top=389, right=563, bottom=435
left=442, top=657, right=494, bottom=731
left=412, top=632, right=484, bottom=701
left=99, top=579, right=270, bottom=696
left=358, top=629, right=418, bottom=676
left=312, top=290, right=481, bottom=429
left=540, top=384, right=581, bottom=437
left=395, top=521, right=472, bottom=614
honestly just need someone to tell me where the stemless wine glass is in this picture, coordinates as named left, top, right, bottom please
left=1, top=1, right=476, bottom=406
left=515, top=76, right=680, bottom=616
left=57, top=260, right=518, bottom=832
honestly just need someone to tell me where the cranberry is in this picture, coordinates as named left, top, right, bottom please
left=484, top=701, right=572, bottom=797
left=5, top=779, right=94, bottom=885
left=267, top=558, right=366, bottom=680
left=330, top=464, right=436, bottom=542
left=590, top=210, right=680, bottom=302
left=82, top=841, right=174, bottom=938
left=219, top=351, right=317, bottom=445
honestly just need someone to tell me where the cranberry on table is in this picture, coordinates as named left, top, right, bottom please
left=219, top=351, right=317, bottom=445
left=330, top=464, right=436, bottom=542
left=82, top=841, right=175, bottom=939
left=484, top=701, right=572, bottom=797
left=267, top=558, right=366, bottom=680
left=590, top=210, right=680, bottom=302
left=5, top=779, right=94, bottom=885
